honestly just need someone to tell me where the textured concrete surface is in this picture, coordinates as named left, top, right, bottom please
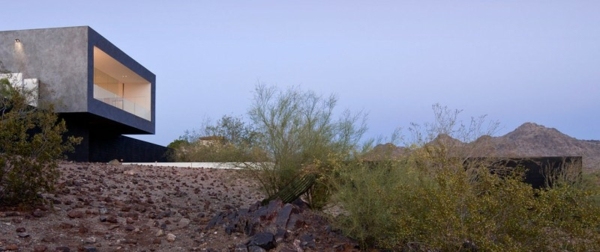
left=0, top=26, right=88, bottom=112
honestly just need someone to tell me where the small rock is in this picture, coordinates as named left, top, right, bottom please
left=85, top=236, right=97, bottom=244
left=247, top=245, right=266, bottom=252
left=299, top=233, right=316, bottom=250
left=155, top=229, right=164, bottom=237
left=67, top=209, right=84, bottom=218
left=5, top=244, right=18, bottom=251
left=275, top=204, right=293, bottom=228
left=78, top=225, right=89, bottom=234
left=81, top=246, right=97, bottom=252
left=16, top=227, right=26, bottom=233
left=59, top=222, right=74, bottom=229
left=166, top=233, right=176, bottom=242
left=32, top=209, right=44, bottom=217
left=234, top=244, right=249, bottom=252
left=249, top=232, right=276, bottom=250
left=178, top=218, right=190, bottom=228
left=98, top=207, right=108, bottom=215
left=41, top=236, right=56, bottom=242
left=125, top=225, right=135, bottom=232
left=124, top=169, right=136, bottom=175
left=107, top=215, right=118, bottom=223
left=33, top=245, right=48, bottom=251
left=17, top=232, right=30, bottom=238
left=55, top=246, right=70, bottom=252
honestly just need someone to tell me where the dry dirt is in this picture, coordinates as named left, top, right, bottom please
left=0, top=162, right=359, bottom=251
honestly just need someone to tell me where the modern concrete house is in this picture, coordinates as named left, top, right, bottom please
left=0, top=26, right=167, bottom=162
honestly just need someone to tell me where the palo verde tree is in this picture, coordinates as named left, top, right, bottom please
left=0, top=71, right=80, bottom=207
left=246, top=84, right=367, bottom=207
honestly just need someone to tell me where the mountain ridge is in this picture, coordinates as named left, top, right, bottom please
left=373, top=122, right=600, bottom=171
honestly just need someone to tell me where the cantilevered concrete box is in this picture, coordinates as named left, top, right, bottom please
left=0, top=26, right=165, bottom=162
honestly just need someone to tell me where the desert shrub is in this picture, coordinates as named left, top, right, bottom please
left=169, top=115, right=265, bottom=162
left=245, top=84, right=367, bottom=207
left=330, top=105, right=600, bottom=251
left=333, top=152, right=600, bottom=251
left=0, top=75, right=80, bottom=207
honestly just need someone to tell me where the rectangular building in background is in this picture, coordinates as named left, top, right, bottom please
left=0, top=26, right=167, bottom=162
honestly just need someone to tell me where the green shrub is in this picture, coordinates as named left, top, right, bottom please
left=330, top=105, right=600, bottom=251
left=246, top=84, right=367, bottom=207
left=168, top=115, right=265, bottom=162
left=0, top=76, right=80, bottom=207
left=332, top=154, right=600, bottom=251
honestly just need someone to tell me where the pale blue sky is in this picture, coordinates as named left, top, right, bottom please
left=2, top=1, right=599, bottom=145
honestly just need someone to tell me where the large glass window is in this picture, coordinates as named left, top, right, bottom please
left=93, top=47, right=151, bottom=120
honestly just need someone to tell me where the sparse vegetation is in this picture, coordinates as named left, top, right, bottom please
left=176, top=88, right=600, bottom=250
left=330, top=105, right=600, bottom=251
left=0, top=72, right=80, bottom=207
left=168, top=115, right=264, bottom=162
left=174, top=84, right=367, bottom=208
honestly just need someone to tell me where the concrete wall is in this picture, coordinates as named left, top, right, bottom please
left=0, top=26, right=89, bottom=112
left=123, top=162, right=243, bottom=169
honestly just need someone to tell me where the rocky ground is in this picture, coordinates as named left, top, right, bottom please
left=0, top=162, right=359, bottom=251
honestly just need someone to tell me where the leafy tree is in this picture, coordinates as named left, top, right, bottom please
left=204, top=115, right=259, bottom=147
left=0, top=71, right=80, bottom=207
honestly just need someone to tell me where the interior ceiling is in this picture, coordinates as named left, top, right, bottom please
left=93, top=47, right=149, bottom=84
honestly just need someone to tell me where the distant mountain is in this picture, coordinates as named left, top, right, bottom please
left=490, top=122, right=600, bottom=170
left=368, top=122, right=600, bottom=170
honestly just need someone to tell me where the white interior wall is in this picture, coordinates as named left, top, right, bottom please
left=124, top=82, right=151, bottom=110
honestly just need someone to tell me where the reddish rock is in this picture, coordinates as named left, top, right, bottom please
left=55, top=246, right=70, bottom=252
left=5, top=244, right=18, bottom=250
left=106, top=215, right=118, bottom=223
left=59, top=222, right=74, bottom=229
left=67, top=209, right=84, bottom=218
left=33, top=245, right=48, bottom=252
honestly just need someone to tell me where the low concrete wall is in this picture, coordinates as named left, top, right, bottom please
left=123, top=162, right=242, bottom=169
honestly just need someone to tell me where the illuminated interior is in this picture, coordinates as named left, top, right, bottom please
left=93, top=47, right=151, bottom=120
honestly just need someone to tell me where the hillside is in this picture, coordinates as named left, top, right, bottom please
left=371, top=122, right=600, bottom=171
left=490, top=122, right=600, bottom=170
